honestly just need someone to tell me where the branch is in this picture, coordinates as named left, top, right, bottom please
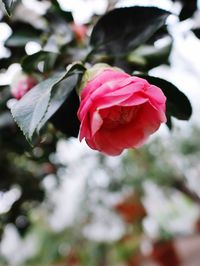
left=174, top=181, right=200, bottom=205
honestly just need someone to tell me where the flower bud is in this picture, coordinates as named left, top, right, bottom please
left=11, top=74, right=37, bottom=100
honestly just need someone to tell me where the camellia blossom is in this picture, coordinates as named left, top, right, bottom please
left=71, top=23, right=87, bottom=43
left=11, top=75, right=37, bottom=100
left=77, top=68, right=166, bottom=156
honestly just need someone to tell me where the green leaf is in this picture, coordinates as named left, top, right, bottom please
left=192, top=28, right=200, bottom=39
left=21, top=51, right=58, bottom=73
left=11, top=63, right=86, bottom=141
left=0, top=85, right=10, bottom=111
left=1, top=0, right=14, bottom=15
left=50, top=89, right=80, bottom=137
left=137, top=75, right=192, bottom=121
left=90, top=7, right=170, bottom=56
left=0, top=111, right=14, bottom=129
left=45, top=4, right=73, bottom=46
left=37, top=74, right=78, bottom=132
left=128, top=38, right=172, bottom=70
left=5, top=33, right=40, bottom=47
left=5, top=23, right=42, bottom=47
left=178, top=0, right=197, bottom=21
left=51, top=0, right=73, bottom=23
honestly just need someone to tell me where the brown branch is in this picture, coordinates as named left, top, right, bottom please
left=174, top=181, right=200, bottom=205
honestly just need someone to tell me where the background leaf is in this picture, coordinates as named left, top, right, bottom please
left=5, top=23, right=42, bottom=47
left=90, top=7, right=170, bottom=56
left=137, top=74, right=192, bottom=121
left=37, top=74, right=78, bottom=133
left=172, top=0, right=197, bottom=20
left=11, top=63, right=85, bottom=141
left=50, top=0, right=73, bottom=23
left=50, top=89, right=80, bottom=137
left=192, top=28, right=200, bottom=39
left=21, top=51, right=58, bottom=73
left=1, top=0, right=14, bottom=15
left=128, top=38, right=172, bottom=70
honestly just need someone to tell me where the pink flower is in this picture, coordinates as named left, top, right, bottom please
left=11, top=75, right=37, bottom=100
left=71, top=23, right=87, bottom=43
left=77, top=68, right=166, bottom=156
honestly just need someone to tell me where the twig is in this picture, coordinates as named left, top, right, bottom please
left=174, top=181, right=200, bottom=205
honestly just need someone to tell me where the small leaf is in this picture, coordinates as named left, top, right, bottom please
left=137, top=75, right=192, bottom=121
left=192, top=28, right=200, bottom=39
left=0, top=111, right=14, bottom=129
left=128, top=38, right=172, bottom=70
left=171, top=0, right=197, bottom=20
left=21, top=51, right=58, bottom=73
left=11, top=63, right=86, bottom=141
left=179, top=0, right=197, bottom=20
left=5, top=23, right=42, bottom=47
left=51, top=0, right=73, bottom=23
left=90, top=7, right=170, bottom=56
left=5, top=33, right=40, bottom=47
left=1, top=0, right=15, bottom=15
left=45, top=5, right=73, bottom=46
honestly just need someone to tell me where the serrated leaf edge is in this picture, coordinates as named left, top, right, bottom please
left=36, top=63, right=86, bottom=135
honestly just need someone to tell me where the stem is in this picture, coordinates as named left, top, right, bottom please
left=174, top=181, right=200, bottom=205
left=83, top=46, right=96, bottom=63
left=97, top=244, right=107, bottom=266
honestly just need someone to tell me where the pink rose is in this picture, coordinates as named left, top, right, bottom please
left=11, top=75, right=37, bottom=100
left=77, top=68, right=166, bottom=156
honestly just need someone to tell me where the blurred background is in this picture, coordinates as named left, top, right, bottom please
left=1, top=0, right=200, bottom=265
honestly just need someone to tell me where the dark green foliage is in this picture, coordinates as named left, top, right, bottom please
left=21, top=51, right=58, bottom=73
left=11, top=63, right=85, bottom=141
left=1, top=0, right=15, bottom=15
left=50, top=89, right=81, bottom=137
left=192, top=28, right=200, bottom=39
left=136, top=75, right=192, bottom=128
left=172, top=0, right=198, bottom=20
left=5, top=23, right=42, bottom=47
left=90, top=7, right=170, bottom=56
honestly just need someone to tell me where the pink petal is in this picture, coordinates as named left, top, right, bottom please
left=145, top=85, right=166, bottom=112
left=118, top=92, right=148, bottom=106
left=92, top=130, right=123, bottom=156
left=81, top=69, right=129, bottom=99
left=91, top=110, right=103, bottom=137
left=90, top=102, right=165, bottom=155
